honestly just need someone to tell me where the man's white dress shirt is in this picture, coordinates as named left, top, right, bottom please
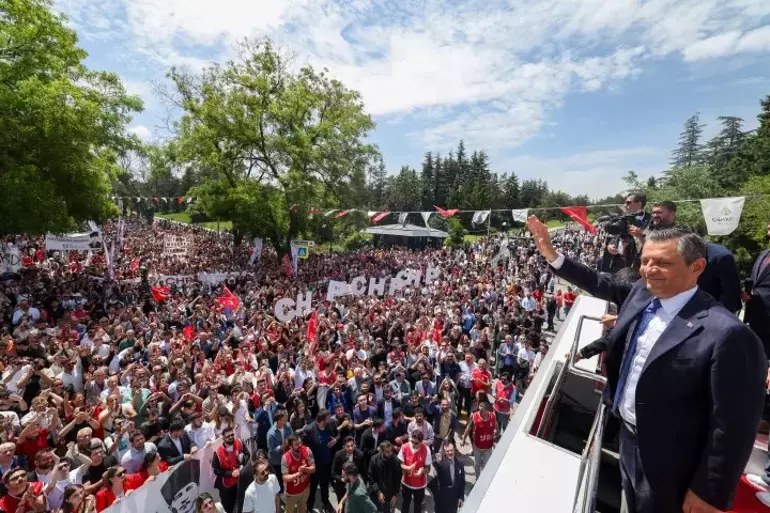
left=550, top=252, right=698, bottom=425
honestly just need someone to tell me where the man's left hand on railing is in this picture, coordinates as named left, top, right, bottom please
left=600, top=314, right=617, bottom=329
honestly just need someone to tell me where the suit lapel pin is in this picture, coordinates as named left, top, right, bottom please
left=686, top=322, right=693, bottom=329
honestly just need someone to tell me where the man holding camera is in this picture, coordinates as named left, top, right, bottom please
left=604, top=192, right=651, bottom=272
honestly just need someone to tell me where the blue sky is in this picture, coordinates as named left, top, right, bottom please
left=55, top=0, right=770, bottom=199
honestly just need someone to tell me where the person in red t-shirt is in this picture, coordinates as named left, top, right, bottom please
left=16, top=419, right=52, bottom=471
left=0, top=468, right=47, bottom=513
left=563, top=287, right=576, bottom=316
left=461, top=401, right=497, bottom=479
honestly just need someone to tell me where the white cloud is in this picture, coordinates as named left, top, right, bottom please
left=683, top=25, right=770, bottom=61
left=128, top=125, right=152, bottom=141
left=56, top=0, right=770, bottom=166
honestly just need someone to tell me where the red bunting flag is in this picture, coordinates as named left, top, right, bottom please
left=333, top=210, right=350, bottom=219
left=153, top=197, right=160, bottom=204
left=150, top=286, right=170, bottom=303
left=372, top=211, right=390, bottom=223
left=560, top=206, right=596, bottom=234
left=183, top=325, right=195, bottom=342
left=433, top=205, right=460, bottom=218
left=177, top=197, right=184, bottom=205
left=215, top=286, right=241, bottom=310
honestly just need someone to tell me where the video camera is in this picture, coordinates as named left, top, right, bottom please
left=596, top=213, right=645, bottom=235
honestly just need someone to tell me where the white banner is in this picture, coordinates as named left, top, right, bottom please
left=512, top=209, right=529, bottom=223
left=471, top=210, right=491, bottom=227
left=45, top=232, right=102, bottom=251
left=164, top=235, right=192, bottom=256
left=290, top=243, right=299, bottom=273
left=420, top=212, right=432, bottom=226
left=103, top=439, right=222, bottom=513
left=0, top=244, right=20, bottom=273
left=249, top=238, right=263, bottom=265
left=398, top=212, right=408, bottom=225
left=700, top=196, right=745, bottom=235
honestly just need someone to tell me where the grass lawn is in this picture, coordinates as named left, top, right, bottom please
left=546, top=219, right=566, bottom=228
left=156, top=213, right=232, bottom=231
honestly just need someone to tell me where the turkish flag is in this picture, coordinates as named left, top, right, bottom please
left=371, top=211, right=390, bottom=223
left=433, top=205, right=460, bottom=218
left=334, top=210, right=350, bottom=219
left=183, top=325, right=195, bottom=342
left=307, top=310, right=318, bottom=343
left=283, top=255, right=294, bottom=276
left=215, top=286, right=240, bottom=310
left=560, top=206, right=596, bottom=234
left=151, top=286, right=170, bottom=303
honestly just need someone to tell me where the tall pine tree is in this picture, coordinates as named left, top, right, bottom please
left=502, top=172, right=520, bottom=207
left=670, top=113, right=705, bottom=169
left=420, top=152, right=435, bottom=210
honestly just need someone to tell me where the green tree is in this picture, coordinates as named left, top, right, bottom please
left=670, top=113, right=705, bottom=169
left=723, top=97, right=770, bottom=187
left=520, top=179, right=548, bottom=208
left=384, top=166, right=422, bottom=211
left=171, top=39, right=377, bottom=254
left=502, top=173, right=520, bottom=207
left=420, top=152, right=435, bottom=210
left=367, top=158, right=388, bottom=209
left=445, top=217, right=465, bottom=247
left=0, top=0, right=142, bottom=234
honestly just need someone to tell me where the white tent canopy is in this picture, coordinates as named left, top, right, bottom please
left=363, top=223, right=449, bottom=238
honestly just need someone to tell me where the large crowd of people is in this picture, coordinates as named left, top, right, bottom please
left=0, top=217, right=604, bottom=513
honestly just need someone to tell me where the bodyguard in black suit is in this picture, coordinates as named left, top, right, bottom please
left=648, top=200, right=742, bottom=313
left=745, top=223, right=770, bottom=359
left=332, top=436, right=367, bottom=502
left=157, top=420, right=197, bottom=465
left=431, top=442, right=465, bottom=513
left=528, top=217, right=766, bottom=513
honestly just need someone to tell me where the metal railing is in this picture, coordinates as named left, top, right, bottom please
left=567, top=315, right=609, bottom=513
left=536, top=315, right=606, bottom=439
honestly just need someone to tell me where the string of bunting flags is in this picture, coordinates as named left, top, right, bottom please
left=297, top=195, right=764, bottom=236
left=112, top=196, right=196, bottom=205
left=111, top=194, right=767, bottom=237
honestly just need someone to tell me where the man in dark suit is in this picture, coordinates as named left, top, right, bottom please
left=157, top=420, right=197, bottom=466
left=744, top=222, right=770, bottom=359
left=431, top=442, right=465, bottom=513
left=528, top=216, right=766, bottom=513
left=647, top=200, right=742, bottom=313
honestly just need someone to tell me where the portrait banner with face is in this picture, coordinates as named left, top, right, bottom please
left=101, top=441, right=223, bottom=513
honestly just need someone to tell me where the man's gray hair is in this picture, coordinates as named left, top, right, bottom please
left=645, top=225, right=707, bottom=265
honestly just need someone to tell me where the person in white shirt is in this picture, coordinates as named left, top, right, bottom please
left=185, top=411, right=216, bottom=448
left=243, top=459, right=281, bottom=513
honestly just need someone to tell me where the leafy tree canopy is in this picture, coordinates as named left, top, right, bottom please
left=170, top=39, right=377, bottom=254
left=0, top=0, right=142, bottom=234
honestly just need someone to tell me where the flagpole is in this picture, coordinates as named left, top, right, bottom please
left=487, top=212, right=492, bottom=239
